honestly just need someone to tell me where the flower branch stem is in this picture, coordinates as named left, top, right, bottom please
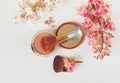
left=74, top=61, right=83, bottom=63
left=98, top=17, right=104, bottom=59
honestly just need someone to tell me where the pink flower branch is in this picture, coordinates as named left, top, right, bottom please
left=77, top=0, right=115, bottom=59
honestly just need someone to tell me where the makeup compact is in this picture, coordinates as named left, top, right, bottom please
left=31, top=22, right=86, bottom=56
left=56, top=22, right=85, bottom=49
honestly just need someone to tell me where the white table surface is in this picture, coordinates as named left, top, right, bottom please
left=0, top=0, right=120, bottom=83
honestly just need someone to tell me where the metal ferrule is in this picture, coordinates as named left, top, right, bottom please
left=67, top=27, right=82, bottom=41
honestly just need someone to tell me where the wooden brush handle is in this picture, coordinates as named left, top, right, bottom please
left=56, top=34, right=68, bottom=42
left=74, top=61, right=83, bottom=63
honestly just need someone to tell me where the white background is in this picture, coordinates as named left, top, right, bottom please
left=0, top=0, right=120, bottom=83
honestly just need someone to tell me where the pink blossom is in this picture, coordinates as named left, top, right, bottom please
left=84, top=18, right=93, bottom=27
left=105, top=37, right=109, bottom=44
left=89, top=24, right=98, bottom=32
left=95, top=4, right=102, bottom=10
left=89, top=15, right=95, bottom=20
left=88, top=39, right=98, bottom=46
left=107, top=24, right=115, bottom=31
left=103, top=21, right=107, bottom=28
left=64, top=58, right=75, bottom=72
left=87, top=32, right=97, bottom=39
left=95, top=0, right=103, bottom=6
left=77, top=7, right=88, bottom=17
left=89, top=0, right=103, bottom=5
left=77, top=0, right=115, bottom=60
left=105, top=38, right=109, bottom=44
left=103, top=6, right=109, bottom=13
left=104, top=50, right=110, bottom=56
left=88, top=0, right=94, bottom=4
left=93, top=10, right=102, bottom=17
left=68, top=64, right=74, bottom=72
left=44, top=17, right=55, bottom=26
left=64, top=58, right=69, bottom=63
left=103, top=21, right=115, bottom=31
left=95, top=2, right=109, bottom=13
left=92, top=47, right=98, bottom=53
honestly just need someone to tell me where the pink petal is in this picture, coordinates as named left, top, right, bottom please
left=107, top=25, right=115, bottom=31
left=105, top=37, right=109, bottom=44
left=84, top=18, right=93, bottom=28
left=103, top=7, right=109, bottom=13
left=68, top=64, right=74, bottom=72
left=93, top=10, right=102, bottom=17
left=89, top=0, right=94, bottom=4
left=96, top=0, right=103, bottom=5
left=88, top=39, right=98, bottom=46
left=77, top=7, right=88, bottom=17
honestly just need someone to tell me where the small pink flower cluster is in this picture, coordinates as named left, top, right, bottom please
left=44, top=17, right=56, bottom=28
left=77, top=0, right=115, bottom=59
left=64, top=57, right=75, bottom=72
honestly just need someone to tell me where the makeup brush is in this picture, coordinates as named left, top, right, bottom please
left=31, top=27, right=83, bottom=55
left=53, top=55, right=83, bottom=73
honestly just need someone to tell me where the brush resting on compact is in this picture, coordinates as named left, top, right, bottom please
left=31, top=27, right=83, bottom=55
left=56, top=22, right=85, bottom=49
left=31, top=22, right=85, bottom=56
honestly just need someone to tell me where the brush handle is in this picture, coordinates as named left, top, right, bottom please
left=74, top=61, right=83, bottom=63
left=56, top=34, right=68, bottom=42
left=56, top=27, right=82, bottom=44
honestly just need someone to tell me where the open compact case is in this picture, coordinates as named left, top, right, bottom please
left=31, top=22, right=86, bottom=56
left=56, top=22, right=85, bottom=49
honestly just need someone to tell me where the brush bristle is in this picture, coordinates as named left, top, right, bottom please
left=53, top=55, right=64, bottom=72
